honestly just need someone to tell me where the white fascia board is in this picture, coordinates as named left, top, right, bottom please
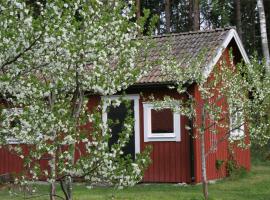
left=203, top=29, right=250, bottom=78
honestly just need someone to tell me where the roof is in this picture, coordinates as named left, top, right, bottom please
left=137, top=28, right=249, bottom=84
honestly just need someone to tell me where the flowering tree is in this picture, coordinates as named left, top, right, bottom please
left=0, top=1, right=154, bottom=199
left=152, top=50, right=270, bottom=200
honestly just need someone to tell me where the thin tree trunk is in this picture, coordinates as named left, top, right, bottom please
left=48, top=92, right=57, bottom=200
left=157, top=2, right=161, bottom=34
left=201, top=106, right=209, bottom=200
left=65, top=70, right=84, bottom=200
left=252, top=0, right=256, bottom=50
left=193, top=0, right=200, bottom=31
left=189, top=0, right=200, bottom=31
left=136, top=0, right=141, bottom=20
left=206, top=0, right=212, bottom=29
left=257, top=0, right=270, bottom=70
left=49, top=156, right=56, bottom=200
left=189, top=0, right=194, bottom=30
left=165, top=0, right=171, bottom=33
left=49, top=185, right=56, bottom=200
left=235, top=0, right=242, bottom=40
left=66, top=176, right=73, bottom=200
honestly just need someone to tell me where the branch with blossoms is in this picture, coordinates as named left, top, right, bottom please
left=0, top=1, right=156, bottom=200
left=0, top=32, right=44, bottom=72
left=150, top=47, right=270, bottom=200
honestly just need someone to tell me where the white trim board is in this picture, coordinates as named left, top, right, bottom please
left=203, top=29, right=250, bottom=78
left=101, top=94, right=140, bottom=155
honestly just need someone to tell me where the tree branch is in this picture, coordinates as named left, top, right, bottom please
left=60, top=178, right=69, bottom=200
left=1, top=33, right=43, bottom=71
left=205, top=122, right=246, bottom=158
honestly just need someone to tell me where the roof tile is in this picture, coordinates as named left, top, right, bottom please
left=136, top=28, right=231, bottom=84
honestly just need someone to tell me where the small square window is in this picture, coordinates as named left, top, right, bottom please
left=143, top=103, right=181, bottom=142
left=151, top=108, right=174, bottom=134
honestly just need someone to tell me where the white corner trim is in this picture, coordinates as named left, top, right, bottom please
left=101, top=94, right=140, bottom=155
left=143, top=103, right=181, bottom=142
left=203, top=29, right=250, bottom=78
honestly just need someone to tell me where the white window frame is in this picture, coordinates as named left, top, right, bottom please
left=229, top=110, right=245, bottom=140
left=143, top=103, right=181, bottom=142
left=101, top=94, right=140, bottom=155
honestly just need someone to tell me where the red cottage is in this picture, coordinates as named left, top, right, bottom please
left=0, top=28, right=250, bottom=184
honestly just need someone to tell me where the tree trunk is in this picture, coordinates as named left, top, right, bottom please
left=49, top=179, right=56, bottom=200
left=48, top=92, right=57, bottom=200
left=64, top=70, right=84, bottom=200
left=235, top=0, right=242, bottom=40
left=257, top=0, right=270, bottom=70
left=50, top=155, right=56, bottom=200
left=189, top=0, right=193, bottom=30
left=66, top=176, right=73, bottom=200
left=193, top=0, right=200, bottom=31
left=205, top=0, right=212, bottom=29
left=201, top=107, right=209, bottom=200
left=157, top=2, right=161, bottom=34
left=189, top=0, right=200, bottom=31
left=251, top=0, right=256, bottom=51
left=136, top=0, right=141, bottom=20
left=165, top=0, right=171, bottom=33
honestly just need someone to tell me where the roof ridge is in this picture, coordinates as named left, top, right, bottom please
left=150, top=27, right=235, bottom=39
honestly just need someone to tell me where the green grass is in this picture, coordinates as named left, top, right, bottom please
left=1, top=162, right=270, bottom=200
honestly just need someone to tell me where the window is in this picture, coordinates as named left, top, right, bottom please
left=102, top=95, right=141, bottom=155
left=230, top=110, right=245, bottom=140
left=3, top=108, right=23, bottom=144
left=143, top=103, right=181, bottom=142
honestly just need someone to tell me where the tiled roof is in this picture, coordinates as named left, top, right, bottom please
left=136, top=28, right=232, bottom=84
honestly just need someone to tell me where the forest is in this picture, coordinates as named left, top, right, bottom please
left=137, top=0, right=270, bottom=57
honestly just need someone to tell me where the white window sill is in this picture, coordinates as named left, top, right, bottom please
left=145, top=136, right=179, bottom=142
left=6, top=139, right=23, bottom=145
left=148, top=133, right=175, bottom=138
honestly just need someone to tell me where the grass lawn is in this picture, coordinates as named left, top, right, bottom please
left=0, top=161, right=270, bottom=200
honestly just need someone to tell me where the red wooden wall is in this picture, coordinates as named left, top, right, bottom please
left=0, top=88, right=192, bottom=183
left=192, top=44, right=251, bottom=183
left=137, top=87, right=192, bottom=183
left=0, top=146, right=24, bottom=175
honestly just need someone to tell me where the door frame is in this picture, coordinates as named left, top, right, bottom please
left=101, top=94, right=140, bottom=155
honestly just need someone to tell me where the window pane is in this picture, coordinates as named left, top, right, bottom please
left=230, top=110, right=244, bottom=139
left=151, top=109, right=173, bottom=133
left=107, top=101, right=135, bottom=160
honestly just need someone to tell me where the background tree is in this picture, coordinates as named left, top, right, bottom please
left=235, top=0, right=242, bottom=40
left=187, top=0, right=200, bottom=30
left=192, top=0, right=200, bottom=30
left=165, top=0, right=172, bottom=33
left=141, top=0, right=163, bottom=34
left=200, top=0, right=233, bottom=29
left=257, top=0, right=270, bottom=70
left=138, top=0, right=270, bottom=62
left=171, top=0, right=191, bottom=32
left=136, top=0, right=141, bottom=19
